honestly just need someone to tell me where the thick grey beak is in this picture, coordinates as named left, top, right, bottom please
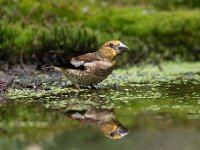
left=116, top=42, right=129, bottom=55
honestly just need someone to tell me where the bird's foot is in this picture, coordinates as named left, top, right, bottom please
left=90, top=84, right=97, bottom=89
left=88, top=84, right=102, bottom=89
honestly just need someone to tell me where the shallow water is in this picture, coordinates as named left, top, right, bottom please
left=1, top=78, right=200, bottom=150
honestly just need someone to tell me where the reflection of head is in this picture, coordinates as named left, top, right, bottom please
left=65, top=108, right=129, bottom=139
left=101, top=121, right=129, bottom=139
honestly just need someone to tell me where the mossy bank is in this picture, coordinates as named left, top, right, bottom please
left=1, top=0, right=200, bottom=66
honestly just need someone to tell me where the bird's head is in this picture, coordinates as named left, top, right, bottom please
left=98, top=40, right=129, bottom=61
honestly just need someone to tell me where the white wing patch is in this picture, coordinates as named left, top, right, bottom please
left=70, top=59, right=85, bottom=67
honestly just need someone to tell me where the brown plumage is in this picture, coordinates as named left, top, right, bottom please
left=46, top=40, right=128, bottom=88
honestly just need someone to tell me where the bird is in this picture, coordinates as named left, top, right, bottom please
left=46, top=40, right=128, bottom=89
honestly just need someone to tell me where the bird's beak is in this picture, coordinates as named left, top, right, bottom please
left=116, top=42, right=129, bottom=55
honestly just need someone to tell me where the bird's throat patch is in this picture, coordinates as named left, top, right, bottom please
left=100, top=47, right=117, bottom=61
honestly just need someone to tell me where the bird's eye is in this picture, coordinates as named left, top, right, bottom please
left=109, top=43, right=114, bottom=47
left=110, top=132, right=115, bottom=137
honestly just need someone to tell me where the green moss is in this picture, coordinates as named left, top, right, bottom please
left=5, top=62, right=200, bottom=100
left=0, top=0, right=200, bottom=64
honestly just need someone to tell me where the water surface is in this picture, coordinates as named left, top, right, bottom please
left=1, top=63, right=200, bottom=150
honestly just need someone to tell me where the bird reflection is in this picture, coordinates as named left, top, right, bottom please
left=64, top=107, right=129, bottom=139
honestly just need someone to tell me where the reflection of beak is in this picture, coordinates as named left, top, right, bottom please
left=116, top=42, right=129, bottom=55
left=115, top=125, right=129, bottom=138
left=106, top=125, right=129, bottom=139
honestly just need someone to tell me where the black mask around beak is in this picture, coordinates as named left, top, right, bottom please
left=115, top=42, right=129, bottom=55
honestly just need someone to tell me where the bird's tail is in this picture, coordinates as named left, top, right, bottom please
left=44, top=66, right=64, bottom=73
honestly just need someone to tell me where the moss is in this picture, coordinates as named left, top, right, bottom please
left=0, top=0, right=200, bottom=64
left=4, top=62, right=200, bottom=99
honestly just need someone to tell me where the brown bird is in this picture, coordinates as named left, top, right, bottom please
left=46, top=40, right=128, bottom=89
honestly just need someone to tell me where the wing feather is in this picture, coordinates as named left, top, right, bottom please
left=70, top=52, right=100, bottom=70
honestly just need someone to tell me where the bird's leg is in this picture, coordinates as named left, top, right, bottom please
left=74, top=84, right=81, bottom=90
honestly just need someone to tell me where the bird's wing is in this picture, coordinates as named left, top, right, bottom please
left=70, top=52, right=100, bottom=70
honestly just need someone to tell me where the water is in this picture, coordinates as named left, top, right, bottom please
left=1, top=79, right=200, bottom=150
